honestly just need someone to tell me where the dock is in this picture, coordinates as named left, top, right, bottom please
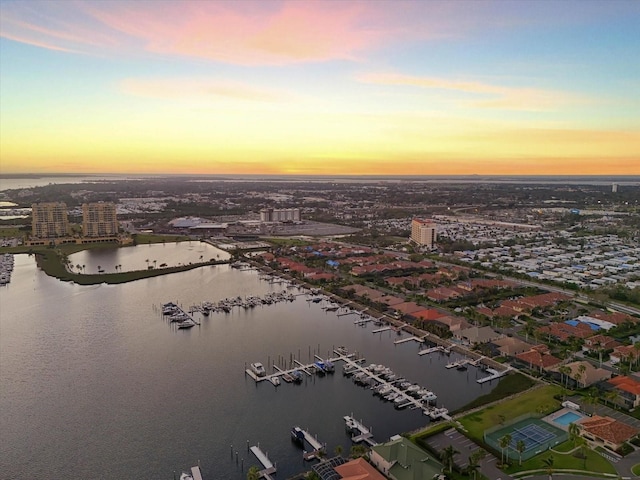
left=477, top=367, right=509, bottom=384
left=418, top=345, right=443, bottom=356
left=249, top=446, right=276, bottom=478
left=393, top=336, right=420, bottom=345
left=344, top=415, right=377, bottom=446
left=372, top=326, right=392, bottom=333
left=300, top=428, right=324, bottom=460
left=190, top=466, right=203, bottom=480
left=445, top=358, right=472, bottom=369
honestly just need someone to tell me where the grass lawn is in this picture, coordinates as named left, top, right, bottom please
left=265, top=237, right=312, bottom=247
left=459, top=385, right=561, bottom=440
left=0, top=227, right=25, bottom=238
left=551, top=441, right=576, bottom=453
left=631, top=463, right=640, bottom=476
left=452, top=373, right=537, bottom=414
left=507, top=448, right=615, bottom=475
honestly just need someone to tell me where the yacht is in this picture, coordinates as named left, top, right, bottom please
left=178, top=319, right=196, bottom=329
left=250, top=362, right=266, bottom=377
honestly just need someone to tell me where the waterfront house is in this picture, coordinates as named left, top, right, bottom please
left=369, top=435, right=444, bottom=480
left=606, top=376, right=640, bottom=409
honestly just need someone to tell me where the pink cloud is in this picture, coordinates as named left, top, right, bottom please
left=86, top=1, right=383, bottom=65
left=1, top=1, right=387, bottom=65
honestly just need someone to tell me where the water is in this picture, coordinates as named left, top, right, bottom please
left=553, top=411, right=583, bottom=426
left=0, top=254, right=497, bottom=479
left=68, top=242, right=230, bottom=273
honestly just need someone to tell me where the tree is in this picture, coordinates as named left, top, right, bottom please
left=542, top=455, right=555, bottom=480
left=577, top=363, right=587, bottom=388
left=568, top=422, right=580, bottom=447
left=441, top=445, right=459, bottom=473
left=558, top=365, right=571, bottom=391
left=499, top=434, right=512, bottom=465
left=516, top=439, right=526, bottom=466
left=334, top=444, right=343, bottom=457
left=246, top=466, right=260, bottom=480
left=466, top=454, right=480, bottom=480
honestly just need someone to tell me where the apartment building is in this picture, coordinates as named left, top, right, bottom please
left=31, top=202, right=69, bottom=238
left=411, top=218, right=437, bottom=248
left=82, top=202, right=119, bottom=238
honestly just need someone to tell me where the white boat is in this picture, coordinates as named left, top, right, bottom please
left=250, top=362, right=266, bottom=377
left=178, top=319, right=196, bottom=329
left=269, top=375, right=281, bottom=386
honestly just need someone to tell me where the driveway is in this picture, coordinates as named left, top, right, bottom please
left=424, top=428, right=512, bottom=480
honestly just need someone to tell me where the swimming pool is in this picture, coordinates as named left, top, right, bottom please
left=554, top=411, right=583, bottom=426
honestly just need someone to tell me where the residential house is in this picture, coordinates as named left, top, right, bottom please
left=492, top=336, right=532, bottom=357
left=549, top=360, right=611, bottom=388
left=334, top=457, right=387, bottom=480
left=610, top=344, right=640, bottom=365
left=515, top=345, right=562, bottom=372
left=454, top=326, right=500, bottom=346
left=606, top=376, right=640, bottom=409
left=577, top=415, right=638, bottom=450
left=369, top=435, right=444, bottom=480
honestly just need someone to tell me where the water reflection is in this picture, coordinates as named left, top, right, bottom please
left=68, top=242, right=230, bottom=273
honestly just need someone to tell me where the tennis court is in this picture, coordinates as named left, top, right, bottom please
left=484, top=416, right=567, bottom=462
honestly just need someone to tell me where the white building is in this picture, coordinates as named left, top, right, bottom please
left=260, top=208, right=300, bottom=222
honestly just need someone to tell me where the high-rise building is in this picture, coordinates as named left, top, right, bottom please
left=612, top=183, right=618, bottom=193
left=82, top=202, right=119, bottom=237
left=31, top=202, right=69, bottom=238
left=411, top=218, right=437, bottom=248
left=260, top=208, right=301, bottom=222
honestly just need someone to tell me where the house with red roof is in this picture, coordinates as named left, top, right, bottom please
left=577, top=415, right=638, bottom=451
left=333, top=457, right=386, bottom=480
left=515, top=345, right=562, bottom=372
left=610, top=344, right=640, bottom=366
left=607, top=376, right=640, bottom=409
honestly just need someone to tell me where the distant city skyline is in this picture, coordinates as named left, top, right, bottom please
left=1, top=0, right=639, bottom=175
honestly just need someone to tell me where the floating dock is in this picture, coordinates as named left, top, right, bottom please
left=418, top=346, right=443, bottom=356
left=249, top=446, right=276, bottom=478
left=344, top=415, right=377, bottom=446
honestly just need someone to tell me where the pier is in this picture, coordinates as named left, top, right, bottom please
left=371, top=326, right=392, bottom=333
left=190, top=466, right=203, bottom=480
left=477, top=367, right=509, bottom=384
left=249, top=445, right=276, bottom=479
left=418, top=345, right=444, bottom=356
left=393, top=336, right=421, bottom=345
left=344, top=415, right=377, bottom=446
left=296, top=428, right=325, bottom=460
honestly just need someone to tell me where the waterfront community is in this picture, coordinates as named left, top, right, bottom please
left=1, top=176, right=639, bottom=479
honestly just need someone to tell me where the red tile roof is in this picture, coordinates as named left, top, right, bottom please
left=578, top=415, right=638, bottom=446
left=334, top=457, right=386, bottom=480
left=608, top=375, right=640, bottom=396
left=515, top=347, right=561, bottom=370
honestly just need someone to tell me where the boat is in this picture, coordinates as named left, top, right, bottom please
left=323, top=360, right=335, bottom=373
left=179, top=473, right=194, bottom=480
left=178, top=319, right=196, bottom=329
left=269, top=375, right=281, bottom=386
left=291, top=426, right=305, bottom=444
left=290, top=370, right=303, bottom=383
left=250, top=362, right=266, bottom=377
left=456, top=364, right=468, bottom=371
left=406, top=384, right=421, bottom=394
left=344, top=415, right=358, bottom=433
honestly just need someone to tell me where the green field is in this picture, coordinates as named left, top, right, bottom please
left=453, top=373, right=537, bottom=413
left=508, top=449, right=615, bottom=475
left=460, top=385, right=561, bottom=440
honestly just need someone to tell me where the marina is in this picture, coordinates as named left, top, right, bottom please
left=246, top=348, right=451, bottom=420
left=1, top=254, right=503, bottom=479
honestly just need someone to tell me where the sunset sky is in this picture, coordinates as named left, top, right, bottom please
left=1, top=0, right=639, bottom=175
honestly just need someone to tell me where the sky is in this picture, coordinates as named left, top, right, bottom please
left=0, top=0, right=639, bottom=176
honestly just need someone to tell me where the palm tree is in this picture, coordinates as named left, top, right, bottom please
left=466, top=454, right=480, bottom=480
left=334, top=444, right=343, bottom=457
left=542, top=455, right=555, bottom=480
left=568, top=422, right=580, bottom=447
left=246, top=466, right=260, bottom=480
left=499, top=434, right=512, bottom=465
left=153, top=260, right=157, bottom=268
left=604, top=389, right=618, bottom=407
left=82, top=264, right=85, bottom=273
left=516, top=439, right=526, bottom=466
left=441, top=445, right=459, bottom=473
left=577, top=363, right=587, bottom=388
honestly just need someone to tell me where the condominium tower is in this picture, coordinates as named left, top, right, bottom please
left=82, top=202, right=119, bottom=237
left=31, top=202, right=69, bottom=238
left=411, top=218, right=437, bottom=248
